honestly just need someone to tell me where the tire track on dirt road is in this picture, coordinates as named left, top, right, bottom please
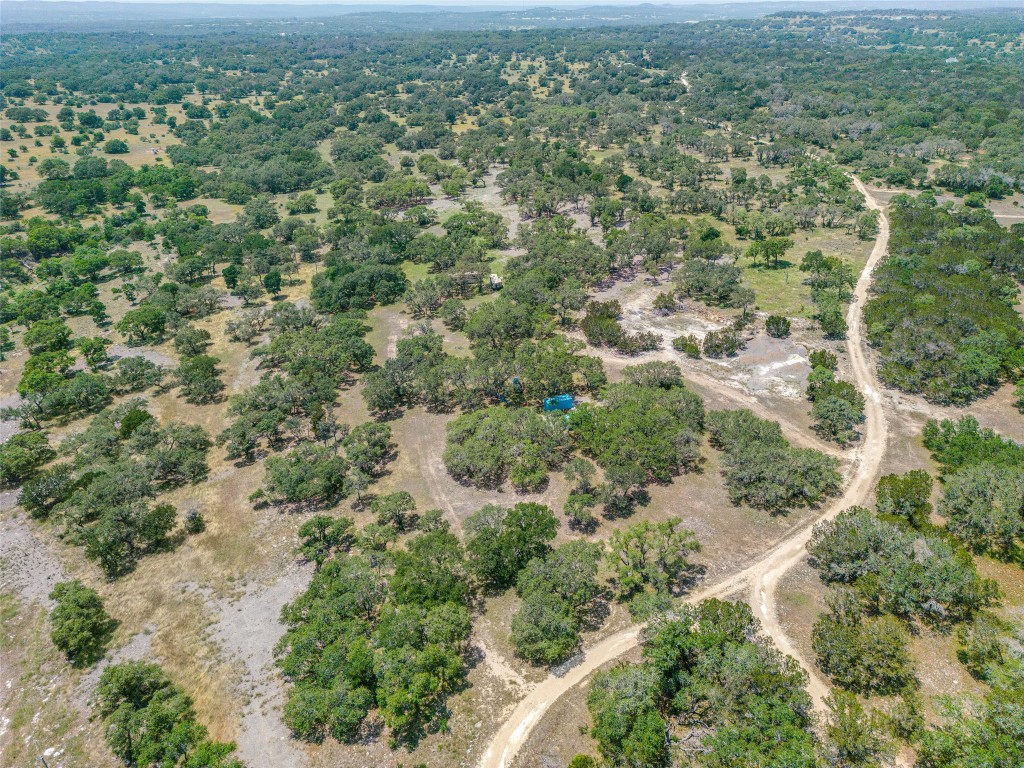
left=478, top=178, right=892, bottom=768
left=748, top=176, right=890, bottom=710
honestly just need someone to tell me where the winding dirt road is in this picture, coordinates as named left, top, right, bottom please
left=478, top=180, right=891, bottom=768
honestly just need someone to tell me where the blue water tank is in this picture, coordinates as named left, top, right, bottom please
left=543, top=394, right=574, bottom=412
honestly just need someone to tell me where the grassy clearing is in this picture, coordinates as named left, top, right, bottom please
left=738, top=227, right=872, bottom=318
left=401, top=261, right=431, bottom=283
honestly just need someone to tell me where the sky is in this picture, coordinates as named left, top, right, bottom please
left=11, top=0, right=838, bottom=4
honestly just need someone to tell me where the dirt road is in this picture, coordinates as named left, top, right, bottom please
left=478, top=180, right=891, bottom=768
left=747, top=177, right=890, bottom=709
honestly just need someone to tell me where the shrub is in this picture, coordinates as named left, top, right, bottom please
left=702, top=328, right=742, bottom=358
left=809, top=349, right=838, bottom=370
left=616, top=331, right=660, bottom=355
left=184, top=510, right=206, bottom=534
left=652, top=291, right=677, bottom=314
left=955, top=612, right=1009, bottom=681
left=580, top=300, right=623, bottom=348
left=766, top=314, right=791, bottom=338
left=672, top=334, right=701, bottom=358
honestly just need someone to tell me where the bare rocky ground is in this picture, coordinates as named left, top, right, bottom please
left=0, top=513, right=69, bottom=610
left=106, top=343, right=175, bottom=368
left=210, top=565, right=314, bottom=767
left=592, top=273, right=816, bottom=401
left=0, top=512, right=111, bottom=767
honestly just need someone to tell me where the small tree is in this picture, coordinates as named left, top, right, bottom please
left=0, top=431, right=55, bottom=487
left=222, top=263, right=240, bottom=289
left=173, top=325, right=211, bottom=357
left=49, top=580, right=117, bottom=666
left=746, top=236, right=794, bottom=268
left=77, top=337, right=112, bottom=369
left=297, top=515, right=354, bottom=569
left=812, top=589, right=917, bottom=695
left=876, top=470, right=932, bottom=527
left=465, top=502, right=559, bottom=591
left=607, top=519, right=700, bottom=599
left=510, top=591, right=579, bottom=664
left=824, top=691, right=894, bottom=768
left=263, top=270, right=283, bottom=297
left=174, top=355, right=224, bottom=404
left=244, top=194, right=280, bottom=229
left=371, top=491, right=417, bottom=532
left=652, top=291, right=676, bottom=314
left=672, top=334, right=701, bottom=358
left=811, top=395, right=863, bottom=446
left=816, top=302, right=848, bottom=339
left=702, top=328, right=741, bottom=358
left=855, top=210, right=879, bottom=240
left=809, top=349, right=838, bottom=370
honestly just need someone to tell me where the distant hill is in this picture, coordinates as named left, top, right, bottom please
left=2, top=1, right=1012, bottom=32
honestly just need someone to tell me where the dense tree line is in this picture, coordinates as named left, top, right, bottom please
left=864, top=196, right=1024, bottom=404
left=925, top=416, right=1024, bottom=562
left=707, top=408, right=841, bottom=514
left=587, top=600, right=817, bottom=768
left=276, top=516, right=473, bottom=747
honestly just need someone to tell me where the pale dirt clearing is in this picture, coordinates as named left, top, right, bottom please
left=0, top=513, right=69, bottom=606
left=211, top=565, right=314, bottom=768
left=584, top=340, right=845, bottom=459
